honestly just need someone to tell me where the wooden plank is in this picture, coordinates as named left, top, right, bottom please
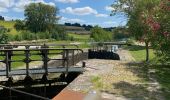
left=0, top=67, right=84, bottom=76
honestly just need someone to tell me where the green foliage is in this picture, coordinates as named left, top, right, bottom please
left=25, top=3, right=59, bottom=33
left=14, top=20, right=25, bottom=31
left=0, top=29, right=9, bottom=44
left=112, top=0, right=160, bottom=62
left=90, top=26, right=112, bottom=42
left=113, top=27, right=129, bottom=40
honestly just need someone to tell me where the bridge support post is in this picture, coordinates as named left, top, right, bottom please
left=5, top=77, right=13, bottom=100
left=24, top=75, right=33, bottom=88
left=41, top=44, right=49, bottom=75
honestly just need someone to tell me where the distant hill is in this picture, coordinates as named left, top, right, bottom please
left=65, top=26, right=91, bottom=35
left=0, top=20, right=18, bottom=34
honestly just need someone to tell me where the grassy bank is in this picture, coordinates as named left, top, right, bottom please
left=124, top=45, right=155, bottom=62
left=0, top=20, right=18, bottom=34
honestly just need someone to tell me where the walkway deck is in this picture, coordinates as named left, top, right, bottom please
left=0, top=67, right=84, bottom=76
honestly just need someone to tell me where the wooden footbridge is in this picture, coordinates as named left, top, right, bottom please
left=0, top=44, right=87, bottom=85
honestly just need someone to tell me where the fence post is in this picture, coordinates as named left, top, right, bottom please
left=5, top=51, right=9, bottom=78
left=41, top=45, right=49, bottom=75
left=62, top=46, right=66, bottom=67
left=72, top=50, right=75, bottom=65
left=66, top=49, right=69, bottom=75
left=24, top=48, right=30, bottom=77
left=4, top=46, right=13, bottom=72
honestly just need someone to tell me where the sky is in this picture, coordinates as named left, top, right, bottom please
left=0, top=0, right=127, bottom=28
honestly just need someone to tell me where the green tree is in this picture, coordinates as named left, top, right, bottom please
left=14, top=20, right=25, bottom=31
left=24, top=3, right=59, bottom=33
left=111, top=0, right=159, bottom=62
left=150, top=0, right=170, bottom=63
left=0, top=29, right=8, bottom=44
left=90, top=26, right=112, bottom=42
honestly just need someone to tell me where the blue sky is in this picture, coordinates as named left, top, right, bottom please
left=0, top=0, right=127, bottom=27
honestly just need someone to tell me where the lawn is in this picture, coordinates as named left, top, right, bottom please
left=124, top=45, right=155, bottom=62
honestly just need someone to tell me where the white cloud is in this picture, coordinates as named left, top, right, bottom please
left=0, top=7, right=8, bottom=12
left=4, top=15, right=24, bottom=21
left=56, top=0, right=79, bottom=3
left=61, top=6, right=108, bottom=18
left=61, top=7, right=97, bottom=15
left=95, top=14, right=108, bottom=18
left=0, top=0, right=55, bottom=13
left=13, top=0, right=55, bottom=12
left=105, top=6, right=115, bottom=11
left=59, top=17, right=85, bottom=23
left=0, top=0, right=15, bottom=8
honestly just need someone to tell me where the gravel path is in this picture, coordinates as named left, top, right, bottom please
left=66, top=49, right=164, bottom=100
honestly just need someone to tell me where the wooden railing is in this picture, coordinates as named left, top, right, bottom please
left=0, top=44, right=84, bottom=78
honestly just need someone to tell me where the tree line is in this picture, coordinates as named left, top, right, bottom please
left=64, top=23, right=93, bottom=31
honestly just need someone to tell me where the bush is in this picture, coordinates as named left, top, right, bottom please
left=0, top=29, right=9, bottom=44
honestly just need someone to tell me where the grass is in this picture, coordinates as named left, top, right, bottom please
left=124, top=45, right=155, bottom=62
left=90, top=76, right=104, bottom=90
left=68, top=33, right=90, bottom=41
left=125, top=44, right=170, bottom=99
left=0, top=20, right=18, bottom=34
left=150, top=65, right=170, bottom=99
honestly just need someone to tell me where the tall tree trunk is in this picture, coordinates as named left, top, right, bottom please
left=145, top=41, right=149, bottom=62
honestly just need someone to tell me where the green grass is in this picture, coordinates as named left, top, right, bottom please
left=0, top=20, right=18, bottom=34
left=150, top=65, right=170, bottom=99
left=90, top=76, right=103, bottom=89
left=68, top=33, right=90, bottom=41
left=124, top=45, right=155, bottom=62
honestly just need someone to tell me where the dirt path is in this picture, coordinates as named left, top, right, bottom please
left=65, top=49, right=164, bottom=100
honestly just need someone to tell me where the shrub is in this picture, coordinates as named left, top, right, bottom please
left=0, top=29, right=9, bottom=44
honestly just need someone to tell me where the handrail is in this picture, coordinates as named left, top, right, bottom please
left=0, top=47, right=84, bottom=78
left=0, top=44, right=79, bottom=48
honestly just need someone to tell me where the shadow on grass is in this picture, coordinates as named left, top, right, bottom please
left=150, top=65, right=170, bottom=99
left=123, top=62, right=149, bottom=82
left=112, top=81, right=149, bottom=99
left=124, top=45, right=145, bottom=51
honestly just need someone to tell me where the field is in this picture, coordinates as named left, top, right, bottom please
left=68, top=33, right=90, bottom=41
left=0, top=20, right=18, bottom=34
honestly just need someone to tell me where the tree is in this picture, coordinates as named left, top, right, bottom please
left=0, top=16, right=4, bottom=21
left=14, top=20, right=25, bottom=31
left=90, top=26, right=112, bottom=42
left=24, top=3, right=59, bottom=33
left=72, top=23, right=81, bottom=27
left=111, top=0, right=159, bottom=62
left=149, top=0, right=170, bottom=63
